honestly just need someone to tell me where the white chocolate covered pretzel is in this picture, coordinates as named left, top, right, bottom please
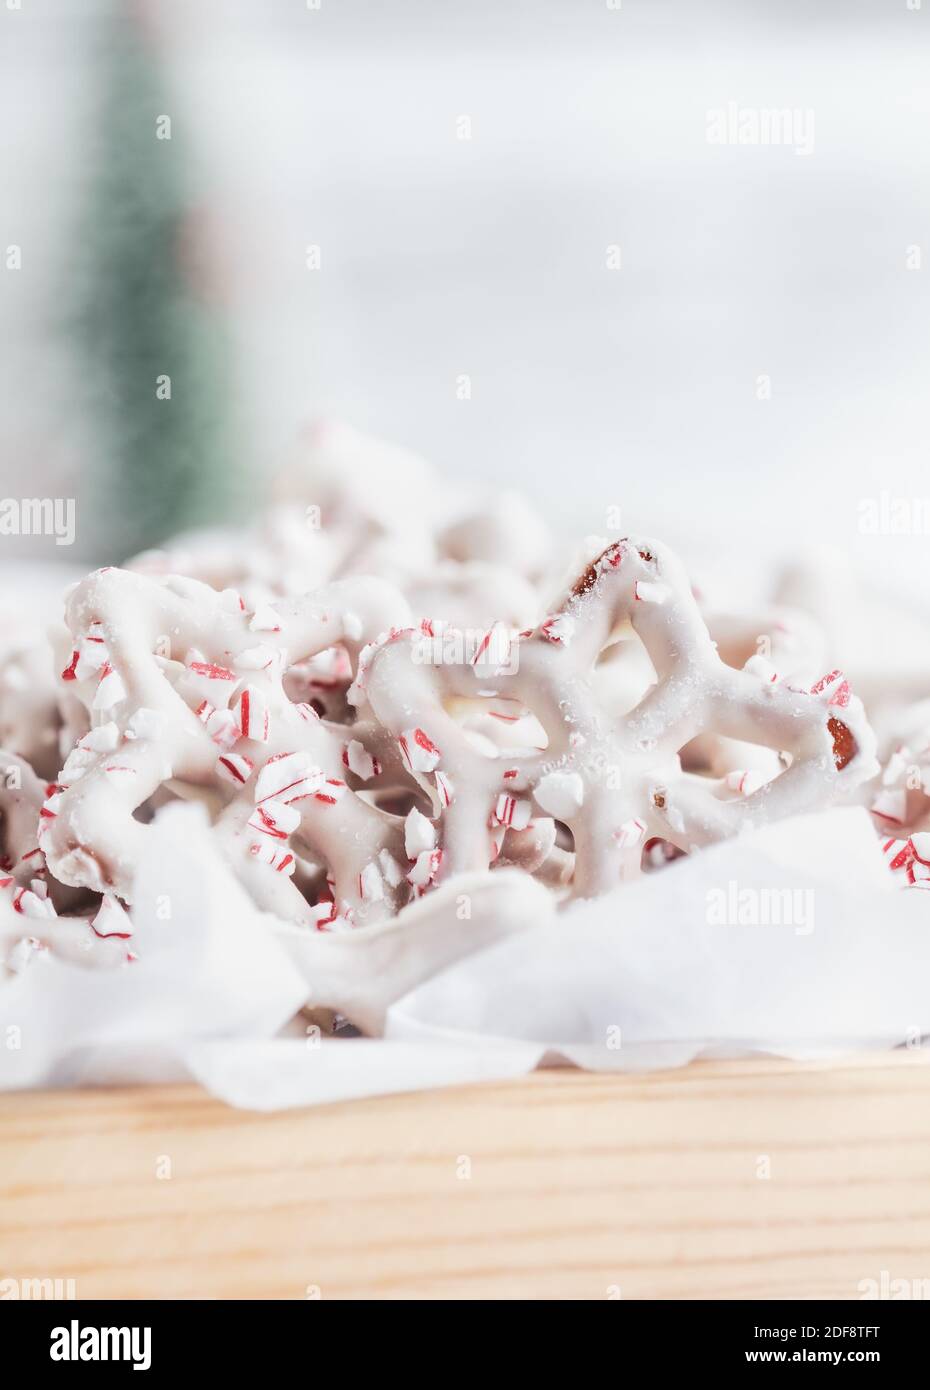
left=869, top=703, right=930, bottom=836
left=43, top=567, right=419, bottom=926
left=364, top=537, right=879, bottom=898
left=0, top=748, right=134, bottom=973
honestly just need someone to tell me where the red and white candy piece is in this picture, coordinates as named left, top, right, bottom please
left=540, top=614, right=575, bottom=645
left=235, top=644, right=285, bottom=674
left=404, top=807, right=436, bottom=859
left=309, top=901, right=353, bottom=933
left=235, top=684, right=270, bottom=743
left=724, top=768, right=767, bottom=797
left=91, top=894, right=133, bottom=940
left=882, top=834, right=930, bottom=888
left=255, top=751, right=324, bottom=805
left=434, top=771, right=454, bottom=807
left=399, top=727, right=442, bottom=773
left=13, top=880, right=56, bottom=920
left=248, top=841, right=297, bottom=875
left=248, top=800, right=302, bottom=840
left=93, top=663, right=127, bottom=711
left=377, top=848, right=405, bottom=887
left=312, top=778, right=347, bottom=806
left=342, top=738, right=381, bottom=781
left=407, top=847, right=444, bottom=888
left=490, top=794, right=532, bottom=831
left=61, top=621, right=109, bottom=683
left=634, top=579, right=670, bottom=604
left=810, top=669, right=851, bottom=708
left=205, top=708, right=240, bottom=751
left=613, top=817, right=646, bottom=850
left=186, top=651, right=237, bottom=685
left=217, top=753, right=254, bottom=786
left=358, top=861, right=385, bottom=903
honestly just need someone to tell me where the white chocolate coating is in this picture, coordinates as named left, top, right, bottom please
left=2, top=425, right=916, bottom=1018
left=43, top=568, right=415, bottom=926
left=365, top=538, right=879, bottom=898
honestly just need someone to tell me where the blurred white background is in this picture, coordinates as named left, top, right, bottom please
left=2, top=0, right=929, bottom=594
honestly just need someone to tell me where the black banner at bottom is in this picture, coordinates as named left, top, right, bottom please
left=2, top=1297, right=924, bottom=1375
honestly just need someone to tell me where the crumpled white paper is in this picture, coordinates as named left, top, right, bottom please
left=0, top=805, right=308, bottom=1090
left=1, top=803, right=926, bottom=1108
left=389, top=806, right=930, bottom=1064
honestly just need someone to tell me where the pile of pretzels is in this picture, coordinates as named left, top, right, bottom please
left=2, top=424, right=925, bottom=1026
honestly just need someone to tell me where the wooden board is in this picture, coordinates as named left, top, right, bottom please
left=2, top=1052, right=930, bottom=1300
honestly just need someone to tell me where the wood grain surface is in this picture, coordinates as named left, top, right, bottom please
left=2, top=1053, right=930, bottom=1300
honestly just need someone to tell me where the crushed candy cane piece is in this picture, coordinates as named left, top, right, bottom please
left=724, top=768, right=766, bottom=797
left=255, top=751, right=323, bottom=804
left=342, top=738, right=381, bottom=781
left=205, top=708, right=240, bottom=751
left=399, top=727, right=441, bottom=773
left=434, top=770, right=454, bottom=806
left=93, top=664, right=127, bottom=711
left=491, top=794, right=532, bottom=830
left=358, top=861, right=384, bottom=902
left=91, top=894, right=133, bottom=940
left=540, top=614, right=575, bottom=645
left=217, top=753, right=254, bottom=785
left=235, top=645, right=282, bottom=672
left=407, top=847, right=444, bottom=888
left=810, top=669, right=851, bottom=708
left=404, top=807, right=436, bottom=859
left=248, top=800, right=301, bottom=840
left=248, top=841, right=297, bottom=875
left=235, top=684, right=270, bottom=743
left=634, top=579, right=670, bottom=604
left=313, top=778, right=347, bottom=805
left=378, top=849, right=405, bottom=887
left=613, top=817, right=646, bottom=849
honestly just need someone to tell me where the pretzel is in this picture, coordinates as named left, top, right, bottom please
left=776, top=547, right=930, bottom=716
left=42, top=567, right=419, bottom=927
left=133, top=425, right=555, bottom=641
left=407, top=562, right=540, bottom=632
left=439, top=488, right=551, bottom=581
left=0, top=885, right=133, bottom=975
left=0, top=640, right=65, bottom=780
left=680, top=600, right=826, bottom=783
left=134, top=520, right=545, bottom=641
left=274, top=866, right=554, bottom=1035
left=869, top=710, right=930, bottom=835
left=0, top=748, right=133, bottom=973
left=363, top=536, right=879, bottom=898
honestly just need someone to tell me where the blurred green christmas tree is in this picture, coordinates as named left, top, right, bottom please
left=76, top=8, right=241, bottom=561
